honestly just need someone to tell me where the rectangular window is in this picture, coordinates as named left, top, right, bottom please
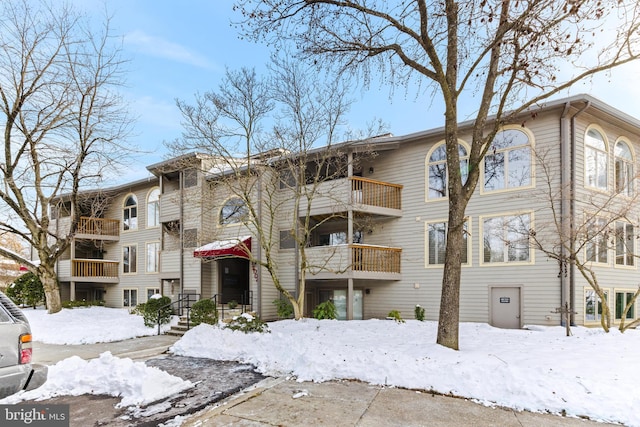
left=280, top=230, right=296, bottom=249
left=585, top=289, right=608, bottom=322
left=146, top=242, right=159, bottom=273
left=319, top=231, right=347, bottom=246
left=123, top=289, right=138, bottom=307
left=146, top=288, right=160, bottom=301
left=183, top=228, right=198, bottom=248
left=427, top=220, right=468, bottom=265
left=483, top=213, right=531, bottom=263
left=585, top=217, right=608, bottom=264
left=615, top=221, right=634, bottom=266
left=123, top=245, right=137, bottom=274
left=615, top=291, right=636, bottom=320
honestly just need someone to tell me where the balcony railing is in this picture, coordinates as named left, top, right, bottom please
left=77, top=217, right=120, bottom=237
left=350, top=177, right=402, bottom=210
left=72, top=259, right=119, bottom=278
left=351, top=244, right=401, bottom=274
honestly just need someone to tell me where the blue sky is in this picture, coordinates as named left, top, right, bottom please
left=76, top=1, right=640, bottom=183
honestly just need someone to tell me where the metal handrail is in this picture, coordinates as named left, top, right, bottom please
left=156, top=293, right=199, bottom=335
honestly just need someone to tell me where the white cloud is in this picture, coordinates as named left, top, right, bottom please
left=125, top=29, right=219, bottom=70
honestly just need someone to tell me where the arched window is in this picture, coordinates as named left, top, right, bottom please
left=426, top=142, right=468, bottom=200
left=147, top=188, right=160, bottom=227
left=483, top=128, right=532, bottom=192
left=615, top=140, right=634, bottom=196
left=123, top=195, right=138, bottom=231
left=219, top=197, right=248, bottom=225
left=585, top=128, right=608, bottom=190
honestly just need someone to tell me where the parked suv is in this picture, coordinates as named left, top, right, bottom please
left=0, top=291, right=47, bottom=398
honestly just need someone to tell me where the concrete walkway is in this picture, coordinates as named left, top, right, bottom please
left=32, top=334, right=180, bottom=364
left=32, top=337, right=615, bottom=427
left=184, top=378, right=615, bottom=427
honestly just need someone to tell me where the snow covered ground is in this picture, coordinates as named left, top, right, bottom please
left=2, top=306, right=639, bottom=426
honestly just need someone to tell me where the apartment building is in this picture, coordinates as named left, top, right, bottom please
left=52, top=94, right=640, bottom=328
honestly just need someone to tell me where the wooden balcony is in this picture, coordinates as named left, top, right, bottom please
left=70, top=259, right=119, bottom=283
left=75, top=217, right=120, bottom=240
left=350, top=177, right=402, bottom=210
left=305, top=244, right=401, bottom=280
left=351, top=244, right=401, bottom=274
left=294, top=177, right=402, bottom=218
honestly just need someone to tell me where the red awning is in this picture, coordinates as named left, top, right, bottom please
left=193, top=236, right=252, bottom=259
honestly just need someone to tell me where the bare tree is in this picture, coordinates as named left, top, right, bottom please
left=529, top=149, right=640, bottom=332
left=171, top=57, right=381, bottom=319
left=235, top=0, right=640, bottom=349
left=0, top=1, right=133, bottom=313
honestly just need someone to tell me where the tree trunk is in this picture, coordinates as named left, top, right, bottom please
left=436, top=203, right=466, bottom=350
left=40, top=266, right=62, bottom=314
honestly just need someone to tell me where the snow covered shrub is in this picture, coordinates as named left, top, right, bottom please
left=273, top=298, right=294, bottom=319
left=225, top=313, right=269, bottom=333
left=313, top=300, right=337, bottom=320
left=7, top=271, right=45, bottom=308
left=414, top=305, right=425, bottom=321
left=387, top=309, right=405, bottom=323
left=141, top=296, right=172, bottom=327
left=190, top=298, right=218, bottom=326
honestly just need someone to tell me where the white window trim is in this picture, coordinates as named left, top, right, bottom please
left=614, top=220, right=636, bottom=270
left=584, top=288, right=609, bottom=325
left=122, top=193, right=139, bottom=232
left=218, top=196, right=250, bottom=228
left=425, top=139, right=470, bottom=203
left=479, top=125, right=535, bottom=195
left=583, top=124, right=609, bottom=193
left=424, top=217, right=472, bottom=268
left=145, top=241, right=160, bottom=274
left=146, top=187, right=161, bottom=229
left=582, top=214, right=610, bottom=266
left=122, top=244, right=138, bottom=275
left=479, top=211, right=534, bottom=266
left=145, top=287, right=161, bottom=302
left=123, top=288, right=138, bottom=308
left=613, top=288, right=638, bottom=320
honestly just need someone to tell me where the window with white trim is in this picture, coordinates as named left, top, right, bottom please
left=585, top=289, right=608, bottom=322
left=615, top=221, right=634, bottom=266
left=219, top=197, right=249, bottom=225
left=147, top=188, right=160, bottom=227
left=123, top=195, right=138, bottom=231
left=615, top=290, right=636, bottom=320
left=123, top=289, right=138, bottom=307
left=482, top=213, right=531, bottom=263
left=585, top=128, right=608, bottom=190
left=585, top=216, right=608, bottom=264
left=614, top=140, right=634, bottom=196
left=146, top=288, right=160, bottom=301
left=426, top=220, right=469, bottom=265
left=483, top=129, right=532, bottom=192
left=146, top=242, right=159, bottom=273
left=427, top=143, right=468, bottom=200
left=123, top=245, right=137, bottom=274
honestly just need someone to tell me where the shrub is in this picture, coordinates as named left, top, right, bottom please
left=228, top=299, right=238, bottom=309
left=61, top=300, right=105, bottom=309
left=190, top=298, right=218, bottom=326
left=414, top=304, right=425, bottom=321
left=387, top=309, right=405, bottom=323
left=273, top=298, right=294, bottom=319
left=7, top=272, right=45, bottom=308
left=140, top=296, right=172, bottom=328
left=313, top=300, right=337, bottom=320
left=225, top=312, right=269, bottom=334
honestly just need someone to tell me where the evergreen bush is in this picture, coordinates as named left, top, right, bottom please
left=273, top=298, right=294, bottom=319
left=7, top=272, right=45, bottom=308
left=190, top=298, right=218, bottom=326
left=313, top=300, right=337, bottom=320
left=414, top=304, right=425, bottom=321
left=141, top=296, right=172, bottom=328
left=225, top=312, right=269, bottom=333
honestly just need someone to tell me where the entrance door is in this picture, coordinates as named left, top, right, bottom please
left=219, top=258, right=250, bottom=304
left=490, top=287, right=521, bottom=329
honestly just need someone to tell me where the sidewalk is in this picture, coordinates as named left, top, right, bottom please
left=32, top=334, right=180, bottom=364
left=32, top=337, right=615, bottom=427
left=184, top=377, right=615, bottom=427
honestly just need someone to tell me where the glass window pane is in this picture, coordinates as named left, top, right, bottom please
left=484, top=153, right=505, bottom=190
left=508, top=148, right=531, bottom=188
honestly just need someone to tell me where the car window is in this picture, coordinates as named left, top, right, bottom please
left=0, top=306, right=11, bottom=322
